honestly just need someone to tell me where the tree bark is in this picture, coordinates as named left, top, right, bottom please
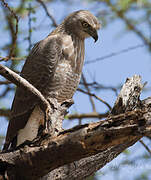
left=0, top=65, right=150, bottom=180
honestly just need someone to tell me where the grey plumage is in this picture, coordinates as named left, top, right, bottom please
left=3, top=10, right=100, bottom=150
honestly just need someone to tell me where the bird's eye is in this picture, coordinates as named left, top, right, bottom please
left=82, top=21, right=89, bottom=28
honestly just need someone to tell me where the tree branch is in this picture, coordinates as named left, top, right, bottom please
left=67, top=112, right=109, bottom=120
left=0, top=73, right=150, bottom=179
left=81, top=74, right=97, bottom=112
left=0, top=109, right=11, bottom=118
left=0, top=64, right=49, bottom=111
left=1, top=0, right=19, bottom=61
left=0, top=107, right=150, bottom=179
left=37, top=0, right=58, bottom=27
left=78, top=88, right=112, bottom=110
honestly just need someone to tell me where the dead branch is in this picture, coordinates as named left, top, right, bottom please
left=0, top=108, right=150, bottom=179
left=0, top=72, right=151, bottom=179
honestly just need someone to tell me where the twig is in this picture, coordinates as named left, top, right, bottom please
left=81, top=74, right=96, bottom=112
left=1, top=0, right=19, bottom=61
left=0, top=108, right=109, bottom=120
left=0, top=86, right=13, bottom=98
left=104, top=0, right=151, bottom=50
left=0, top=109, right=11, bottom=117
left=37, top=0, right=58, bottom=27
left=0, top=56, right=26, bottom=61
left=139, top=139, right=151, bottom=156
left=0, top=64, right=49, bottom=112
left=85, top=44, right=145, bottom=65
left=80, top=81, right=118, bottom=96
left=67, top=112, right=109, bottom=120
left=77, top=88, right=112, bottom=110
left=0, top=80, right=11, bottom=85
left=27, top=3, right=32, bottom=51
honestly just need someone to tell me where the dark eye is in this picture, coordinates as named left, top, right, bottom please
left=82, top=21, right=89, bottom=28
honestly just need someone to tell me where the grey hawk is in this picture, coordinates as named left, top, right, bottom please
left=3, top=10, right=100, bottom=150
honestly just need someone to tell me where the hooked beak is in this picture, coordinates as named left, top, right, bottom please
left=88, top=28, right=98, bottom=42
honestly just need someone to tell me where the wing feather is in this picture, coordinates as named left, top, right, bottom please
left=3, top=35, right=62, bottom=149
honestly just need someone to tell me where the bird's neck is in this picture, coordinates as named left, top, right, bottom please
left=51, top=24, right=85, bottom=74
left=70, top=33, right=85, bottom=74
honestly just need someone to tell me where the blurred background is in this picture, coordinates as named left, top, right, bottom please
left=0, top=0, right=151, bottom=179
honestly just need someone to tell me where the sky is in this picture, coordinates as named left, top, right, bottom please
left=0, top=0, right=151, bottom=179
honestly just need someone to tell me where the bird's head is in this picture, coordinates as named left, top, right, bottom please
left=63, top=10, right=101, bottom=42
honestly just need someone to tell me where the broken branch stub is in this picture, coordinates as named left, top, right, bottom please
left=111, top=75, right=145, bottom=115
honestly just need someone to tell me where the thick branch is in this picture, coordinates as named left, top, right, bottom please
left=42, top=138, right=139, bottom=180
left=0, top=107, right=150, bottom=179
left=42, top=75, right=148, bottom=180
left=0, top=67, right=150, bottom=180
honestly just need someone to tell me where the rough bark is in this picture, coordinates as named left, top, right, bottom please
left=0, top=109, right=148, bottom=180
left=41, top=75, right=148, bottom=180
left=0, top=65, right=150, bottom=180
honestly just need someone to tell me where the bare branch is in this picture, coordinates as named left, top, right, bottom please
left=42, top=138, right=139, bottom=180
left=1, top=0, right=19, bottom=61
left=0, top=81, right=11, bottom=85
left=0, top=75, right=150, bottom=180
left=41, top=75, right=147, bottom=180
left=139, top=139, right=151, bottom=156
left=104, top=0, right=151, bottom=50
left=27, top=3, right=32, bottom=52
left=85, top=44, right=145, bottom=65
left=0, top=56, right=26, bottom=62
left=0, top=109, right=11, bottom=117
left=0, top=64, right=49, bottom=112
left=37, top=0, right=58, bottom=27
left=78, top=88, right=112, bottom=110
left=0, top=108, right=150, bottom=179
left=80, top=81, right=119, bottom=96
left=0, top=108, right=109, bottom=121
left=67, top=112, right=109, bottom=120
left=81, top=74, right=96, bottom=112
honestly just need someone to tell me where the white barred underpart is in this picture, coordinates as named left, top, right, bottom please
left=17, top=34, right=84, bottom=146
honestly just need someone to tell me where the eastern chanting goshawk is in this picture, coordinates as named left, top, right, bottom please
left=3, top=10, right=100, bottom=150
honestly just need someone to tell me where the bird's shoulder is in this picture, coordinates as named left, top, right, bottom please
left=46, top=32, right=73, bottom=47
left=29, top=34, right=62, bottom=57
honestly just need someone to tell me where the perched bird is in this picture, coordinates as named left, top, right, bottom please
left=3, top=10, right=100, bottom=150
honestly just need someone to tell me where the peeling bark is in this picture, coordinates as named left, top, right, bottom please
left=0, top=68, right=151, bottom=180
